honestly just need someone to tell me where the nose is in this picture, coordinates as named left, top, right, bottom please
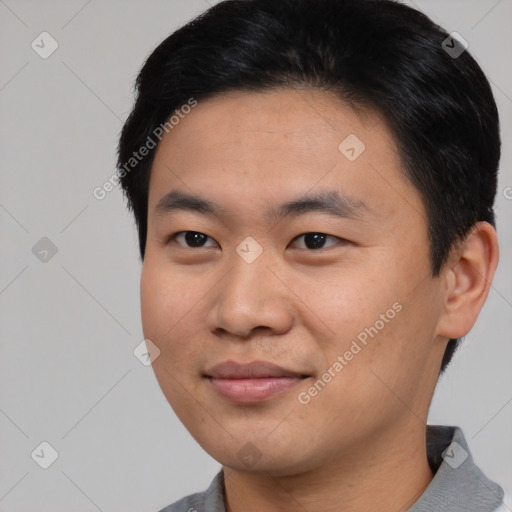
left=205, top=252, right=295, bottom=340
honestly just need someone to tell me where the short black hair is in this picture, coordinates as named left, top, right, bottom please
left=117, top=0, right=500, bottom=373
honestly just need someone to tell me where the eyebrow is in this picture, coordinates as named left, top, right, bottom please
left=154, top=189, right=371, bottom=222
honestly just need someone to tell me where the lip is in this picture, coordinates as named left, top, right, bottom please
left=204, top=360, right=306, bottom=379
left=204, top=360, right=309, bottom=403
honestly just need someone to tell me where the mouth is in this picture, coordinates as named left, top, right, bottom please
left=203, top=360, right=310, bottom=403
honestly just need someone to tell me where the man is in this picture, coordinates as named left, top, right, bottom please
left=117, top=0, right=507, bottom=510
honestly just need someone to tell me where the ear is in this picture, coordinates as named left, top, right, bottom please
left=437, top=222, right=499, bottom=339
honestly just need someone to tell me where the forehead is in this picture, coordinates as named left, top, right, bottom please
left=148, top=88, right=423, bottom=224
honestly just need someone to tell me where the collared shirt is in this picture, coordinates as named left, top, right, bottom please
left=158, top=425, right=506, bottom=512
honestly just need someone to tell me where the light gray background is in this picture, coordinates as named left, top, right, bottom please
left=0, top=1, right=510, bottom=510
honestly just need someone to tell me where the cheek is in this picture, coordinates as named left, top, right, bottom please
left=140, top=262, right=173, bottom=341
left=313, top=257, right=435, bottom=377
left=310, top=267, right=393, bottom=341
left=140, top=261, right=206, bottom=420
left=140, top=261, right=202, bottom=366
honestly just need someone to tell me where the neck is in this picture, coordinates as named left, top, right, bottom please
left=223, top=421, right=434, bottom=512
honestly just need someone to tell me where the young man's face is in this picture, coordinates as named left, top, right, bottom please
left=141, top=89, right=448, bottom=475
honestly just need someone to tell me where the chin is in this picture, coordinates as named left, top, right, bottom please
left=199, top=435, right=321, bottom=477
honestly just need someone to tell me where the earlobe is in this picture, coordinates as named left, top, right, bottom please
left=437, top=222, right=499, bottom=339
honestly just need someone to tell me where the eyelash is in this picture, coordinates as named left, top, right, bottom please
left=167, top=231, right=347, bottom=250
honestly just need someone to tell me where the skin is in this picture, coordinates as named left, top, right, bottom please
left=140, top=88, right=499, bottom=512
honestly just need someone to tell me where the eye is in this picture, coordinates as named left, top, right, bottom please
left=170, top=231, right=217, bottom=248
left=290, top=232, right=345, bottom=250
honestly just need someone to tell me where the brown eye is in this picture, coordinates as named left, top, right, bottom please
left=290, top=233, right=346, bottom=250
left=172, top=231, right=217, bottom=248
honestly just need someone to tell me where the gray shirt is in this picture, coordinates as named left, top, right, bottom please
left=158, top=425, right=505, bottom=512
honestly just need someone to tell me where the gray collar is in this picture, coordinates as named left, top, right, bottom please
left=161, top=425, right=504, bottom=511
left=409, top=425, right=504, bottom=511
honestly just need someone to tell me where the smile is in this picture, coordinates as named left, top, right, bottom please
left=203, top=360, right=310, bottom=403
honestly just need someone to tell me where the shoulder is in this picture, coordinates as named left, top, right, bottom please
left=493, top=496, right=511, bottom=512
left=410, top=425, right=507, bottom=511
left=156, top=470, right=226, bottom=512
